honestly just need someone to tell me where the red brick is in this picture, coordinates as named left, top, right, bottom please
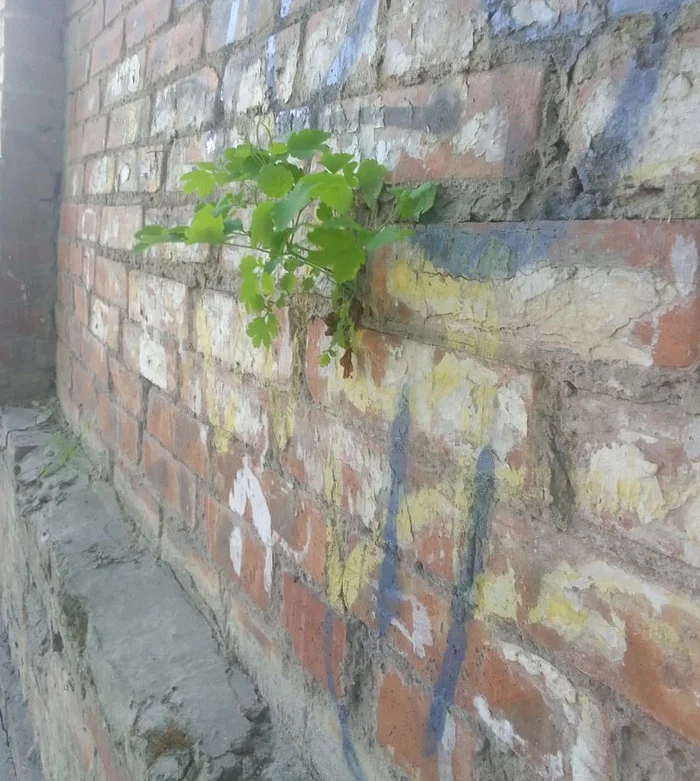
left=121, top=321, right=179, bottom=393
left=114, top=458, right=161, bottom=540
left=126, top=0, right=172, bottom=47
left=99, top=205, right=142, bottom=250
left=128, top=270, right=188, bottom=340
left=79, top=0, right=105, bottom=47
left=377, top=671, right=478, bottom=781
left=142, top=433, right=196, bottom=525
left=483, top=510, right=700, bottom=745
left=60, top=204, right=79, bottom=240
left=109, top=356, right=144, bottom=418
left=205, top=493, right=270, bottom=608
left=82, top=115, right=108, bottom=155
left=653, top=296, right=700, bottom=368
left=97, top=392, right=140, bottom=463
left=282, top=575, right=344, bottom=692
left=69, top=243, right=84, bottom=277
left=206, top=0, right=275, bottom=52
left=84, top=155, right=116, bottom=194
left=147, top=391, right=209, bottom=479
left=75, top=79, right=101, bottom=121
left=274, top=493, right=327, bottom=585
left=58, top=240, right=71, bottom=274
left=72, top=51, right=91, bottom=91
left=83, top=247, right=96, bottom=290
left=73, top=282, right=89, bottom=325
left=72, top=359, right=97, bottom=412
left=107, top=97, right=150, bottom=148
left=91, top=19, right=124, bottom=76
left=94, top=256, right=127, bottom=308
left=81, top=328, right=109, bottom=387
left=78, top=205, right=102, bottom=242
left=68, top=125, right=84, bottom=161
left=66, top=163, right=85, bottom=198
left=89, top=296, right=120, bottom=349
left=147, top=10, right=203, bottom=82
left=104, top=0, right=129, bottom=23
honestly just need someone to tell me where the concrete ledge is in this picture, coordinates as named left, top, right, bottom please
left=0, top=408, right=276, bottom=780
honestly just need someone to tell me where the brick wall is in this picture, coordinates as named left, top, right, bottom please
left=56, top=0, right=700, bottom=779
left=0, top=0, right=65, bottom=402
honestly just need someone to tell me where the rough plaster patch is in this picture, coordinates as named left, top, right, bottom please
left=230, top=526, right=243, bottom=576
left=670, top=235, right=698, bottom=298
left=452, top=105, right=508, bottom=163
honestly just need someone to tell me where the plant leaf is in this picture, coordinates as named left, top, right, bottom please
left=287, top=129, right=331, bottom=160
left=365, top=226, right=413, bottom=251
left=320, top=149, right=355, bottom=174
left=182, top=169, right=216, bottom=197
left=261, top=271, right=275, bottom=295
left=303, top=172, right=353, bottom=213
left=223, top=217, right=244, bottom=235
left=307, top=227, right=364, bottom=283
left=248, top=316, right=275, bottom=348
left=357, top=159, right=387, bottom=208
left=250, top=201, right=275, bottom=248
left=391, top=181, right=438, bottom=221
left=272, top=181, right=311, bottom=229
left=185, top=205, right=226, bottom=244
left=257, top=163, right=294, bottom=197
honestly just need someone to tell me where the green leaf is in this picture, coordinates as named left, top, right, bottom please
left=357, top=159, right=387, bottom=208
left=248, top=316, right=275, bottom=348
left=257, top=163, right=294, bottom=197
left=287, top=129, right=331, bottom=160
left=270, top=142, right=287, bottom=156
left=223, top=217, right=244, bottom=235
left=320, top=149, right=355, bottom=174
left=319, top=353, right=331, bottom=367
left=250, top=201, right=275, bottom=248
left=240, top=255, right=259, bottom=277
left=261, top=271, right=275, bottom=295
left=365, top=226, right=413, bottom=251
left=272, top=181, right=311, bottom=229
left=302, top=277, right=315, bottom=292
left=134, top=225, right=188, bottom=247
left=182, top=169, right=216, bottom=197
left=302, top=172, right=353, bottom=213
left=280, top=272, right=296, bottom=294
left=185, top=205, right=226, bottom=244
left=307, top=227, right=365, bottom=283
left=391, top=182, right=438, bottom=221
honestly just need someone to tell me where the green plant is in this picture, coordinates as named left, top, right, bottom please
left=133, top=128, right=436, bottom=375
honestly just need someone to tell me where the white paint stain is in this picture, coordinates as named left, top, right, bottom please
left=510, top=0, right=558, bottom=28
left=229, top=460, right=273, bottom=593
left=670, top=235, right=698, bottom=299
left=437, top=711, right=455, bottom=781
left=229, top=526, right=243, bottom=576
left=226, top=0, right=242, bottom=45
left=390, top=596, right=433, bottom=658
left=452, top=105, right=508, bottom=163
left=474, top=695, right=524, bottom=751
left=280, top=0, right=292, bottom=16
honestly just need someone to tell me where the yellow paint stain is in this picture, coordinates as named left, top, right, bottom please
left=475, top=566, right=520, bottom=621
left=342, top=540, right=382, bottom=610
left=196, top=306, right=212, bottom=361
left=326, top=516, right=345, bottom=612
left=202, top=366, right=237, bottom=453
left=268, top=391, right=296, bottom=453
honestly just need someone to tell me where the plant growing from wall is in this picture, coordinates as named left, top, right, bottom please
left=133, top=129, right=436, bottom=375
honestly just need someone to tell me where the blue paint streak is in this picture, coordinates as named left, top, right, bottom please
left=325, top=0, right=378, bottom=86
left=265, top=35, right=276, bottom=91
left=424, top=448, right=496, bottom=757
left=608, top=0, right=683, bottom=17
left=412, top=223, right=565, bottom=281
left=324, top=610, right=367, bottom=781
left=226, top=0, right=241, bottom=45
left=377, top=386, right=410, bottom=637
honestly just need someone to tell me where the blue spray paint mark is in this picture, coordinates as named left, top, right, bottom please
left=226, top=0, right=242, bottom=45
left=424, top=447, right=496, bottom=757
left=326, top=0, right=378, bottom=86
left=377, top=386, right=410, bottom=637
left=265, top=35, right=276, bottom=92
left=324, top=610, right=367, bottom=781
left=412, top=223, right=566, bottom=280
left=280, top=0, right=292, bottom=17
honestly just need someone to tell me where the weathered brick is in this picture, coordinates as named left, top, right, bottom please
left=194, top=290, right=292, bottom=383
left=121, top=321, right=179, bottom=393
left=104, top=0, right=129, bottom=23
left=99, top=205, right=142, bottom=249
left=82, top=327, right=110, bottom=387
left=146, top=391, right=209, bottom=479
left=84, top=155, right=116, bottom=194
left=90, top=296, right=120, bottom=349
left=143, top=205, right=208, bottom=263
left=126, top=0, right=172, bottom=48
left=91, top=19, right=124, bottom=75
left=455, top=623, right=612, bottom=780
left=653, top=295, right=700, bottom=368
left=72, top=359, right=97, bottom=412
left=128, top=270, right=188, bottom=340
left=321, top=64, right=544, bottom=180
left=481, top=510, right=700, bottom=745
left=205, top=492, right=270, bottom=608
left=151, top=67, right=218, bottom=137
left=69, top=243, right=84, bottom=277
left=61, top=204, right=79, bottom=240
left=82, top=115, right=107, bottom=155
left=107, top=97, right=150, bottom=148
left=146, top=10, right=203, bottom=82
left=114, top=458, right=161, bottom=540
left=97, top=391, right=140, bottom=463
left=164, top=131, right=223, bottom=190
left=142, top=432, right=196, bottom=525
left=105, top=51, right=145, bottom=105
left=75, top=79, right=101, bottom=121
left=377, top=671, right=478, bottom=781
left=79, top=0, right=105, bottom=47
left=66, top=163, right=85, bottom=198
left=274, top=493, right=327, bottom=585
left=109, top=356, right=144, bottom=417
left=116, top=146, right=165, bottom=192
left=566, top=393, right=700, bottom=569
left=74, top=282, right=89, bottom=325
left=282, top=575, right=344, bottom=692
left=221, top=49, right=267, bottom=115
left=206, top=0, right=275, bottom=52
left=94, top=256, right=127, bottom=308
